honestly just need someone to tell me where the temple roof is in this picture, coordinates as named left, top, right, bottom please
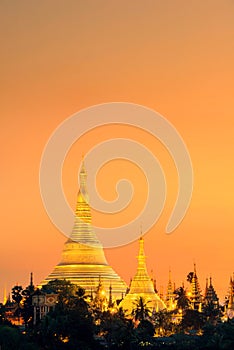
left=190, top=264, right=202, bottom=303
left=204, top=277, right=219, bottom=303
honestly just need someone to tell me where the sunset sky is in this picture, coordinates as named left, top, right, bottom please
left=1, top=0, right=234, bottom=302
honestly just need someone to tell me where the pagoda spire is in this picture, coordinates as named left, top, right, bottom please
left=204, top=278, right=208, bottom=297
left=166, top=269, right=175, bottom=310
left=79, top=158, right=89, bottom=204
left=40, top=159, right=127, bottom=298
left=30, top=272, right=33, bottom=287
left=3, top=285, right=7, bottom=305
left=204, top=276, right=219, bottom=308
left=7, top=293, right=11, bottom=303
left=137, top=237, right=147, bottom=273
left=28, top=272, right=35, bottom=293
left=71, top=161, right=102, bottom=246
left=120, top=236, right=166, bottom=314
left=132, top=236, right=157, bottom=290
left=228, top=275, right=234, bottom=309
left=190, top=263, right=202, bottom=310
left=75, top=160, right=92, bottom=225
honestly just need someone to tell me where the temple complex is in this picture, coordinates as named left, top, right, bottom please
left=37, top=162, right=232, bottom=319
left=226, top=275, right=234, bottom=319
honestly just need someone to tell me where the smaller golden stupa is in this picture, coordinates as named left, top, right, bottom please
left=120, top=236, right=166, bottom=314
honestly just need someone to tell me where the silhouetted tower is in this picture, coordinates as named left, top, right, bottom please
left=204, top=277, right=219, bottom=309
left=189, top=264, right=202, bottom=311
left=166, top=269, right=176, bottom=311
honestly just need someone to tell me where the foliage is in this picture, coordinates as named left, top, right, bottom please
left=0, top=325, right=21, bottom=350
left=32, top=280, right=100, bottom=350
left=12, top=286, right=23, bottom=306
left=0, top=325, right=39, bottom=350
left=187, top=272, right=194, bottom=284
left=11, top=282, right=36, bottom=328
left=174, top=287, right=190, bottom=311
left=11, top=285, right=23, bottom=321
left=35, top=306, right=99, bottom=349
left=99, top=309, right=137, bottom=349
left=203, top=301, right=221, bottom=325
left=181, top=308, right=204, bottom=331
left=21, top=285, right=35, bottom=328
left=153, top=310, right=174, bottom=336
left=41, top=279, right=78, bottom=305
left=0, top=303, right=6, bottom=324
left=6, top=280, right=234, bottom=350
left=131, top=296, right=151, bottom=321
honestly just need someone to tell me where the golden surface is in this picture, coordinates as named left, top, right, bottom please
left=40, top=163, right=127, bottom=298
left=120, top=237, right=166, bottom=313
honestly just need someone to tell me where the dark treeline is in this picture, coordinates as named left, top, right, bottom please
left=0, top=279, right=233, bottom=350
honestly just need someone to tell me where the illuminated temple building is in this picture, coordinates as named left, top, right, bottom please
left=40, top=163, right=127, bottom=298
left=120, top=236, right=166, bottom=314
left=39, top=162, right=227, bottom=316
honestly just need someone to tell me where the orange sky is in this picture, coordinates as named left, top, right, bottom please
left=1, top=0, right=234, bottom=302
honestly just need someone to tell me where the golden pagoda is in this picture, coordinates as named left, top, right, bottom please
left=165, top=270, right=176, bottom=311
left=226, top=274, right=234, bottom=319
left=40, top=162, right=127, bottom=299
left=120, top=237, right=166, bottom=314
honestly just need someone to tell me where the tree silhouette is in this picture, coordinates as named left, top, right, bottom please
left=187, top=272, right=194, bottom=284
left=203, top=301, right=221, bottom=325
left=12, top=285, right=23, bottom=306
left=100, top=309, right=137, bottom=349
left=154, top=310, right=174, bottom=336
left=21, top=287, right=35, bottom=329
left=11, top=285, right=23, bottom=323
left=41, top=279, right=78, bottom=310
left=174, top=287, right=190, bottom=311
left=131, top=297, right=152, bottom=322
left=181, top=309, right=204, bottom=332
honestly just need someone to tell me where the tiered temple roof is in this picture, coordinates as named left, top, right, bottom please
left=189, top=264, right=202, bottom=310
left=166, top=270, right=176, bottom=311
left=204, top=277, right=219, bottom=307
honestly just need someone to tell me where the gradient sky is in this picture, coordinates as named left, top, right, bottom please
left=1, top=0, right=234, bottom=302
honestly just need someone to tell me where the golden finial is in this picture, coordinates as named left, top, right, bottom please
left=169, top=268, right=172, bottom=281
left=3, top=285, right=7, bottom=305
left=140, top=223, right=143, bottom=237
